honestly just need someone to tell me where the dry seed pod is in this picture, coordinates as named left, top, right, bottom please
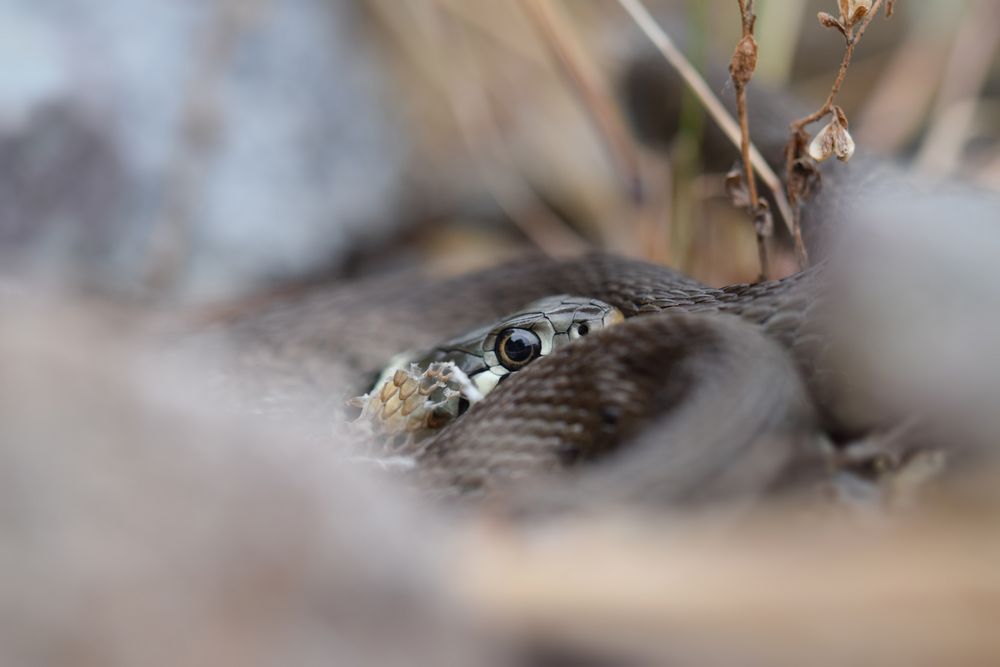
left=729, top=34, right=758, bottom=87
left=817, top=11, right=848, bottom=38
left=839, top=0, right=872, bottom=27
left=808, top=109, right=855, bottom=162
left=725, top=166, right=752, bottom=209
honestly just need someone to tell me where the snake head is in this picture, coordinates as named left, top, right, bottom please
left=470, top=295, right=625, bottom=395
left=352, top=295, right=624, bottom=450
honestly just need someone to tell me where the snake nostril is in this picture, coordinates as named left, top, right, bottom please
left=577, top=324, right=590, bottom=336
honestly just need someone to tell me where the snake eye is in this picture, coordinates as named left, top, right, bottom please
left=495, top=327, right=542, bottom=371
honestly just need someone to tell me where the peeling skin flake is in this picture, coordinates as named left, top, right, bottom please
left=349, top=361, right=480, bottom=456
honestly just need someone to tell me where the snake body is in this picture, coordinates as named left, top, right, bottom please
left=394, top=256, right=830, bottom=502
left=222, top=252, right=838, bottom=504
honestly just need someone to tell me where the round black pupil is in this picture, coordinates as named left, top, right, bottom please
left=503, top=330, right=536, bottom=363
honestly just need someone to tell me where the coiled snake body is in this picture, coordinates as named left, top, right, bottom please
left=393, top=254, right=830, bottom=502
left=235, top=252, right=835, bottom=505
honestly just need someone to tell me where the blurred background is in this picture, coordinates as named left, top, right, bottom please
left=3, top=3, right=1000, bottom=665
left=2, top=0, right=998, bottom=301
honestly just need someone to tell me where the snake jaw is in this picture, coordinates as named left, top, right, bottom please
left=470, top=367, right=503, bottom=396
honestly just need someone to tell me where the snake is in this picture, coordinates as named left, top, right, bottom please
left=219, top=250, right=840, bottom=506
left=390, top=257, right=830, bottom=502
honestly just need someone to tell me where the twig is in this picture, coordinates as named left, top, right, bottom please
left=519, top=0, right=643, bottom=203
left=616, top=0, right=795, bottom=242
left=789, top=5, right=886, bottom=132
left=730, top=0, right=770, bottom=281
left=784, top=0, right=893, bottom=267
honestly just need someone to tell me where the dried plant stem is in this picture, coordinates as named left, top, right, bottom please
left=519, top=0, right=643, bottom=203
left=616, top=0, right=795, bottom=241
left=790, top=6, right=884, bottom=131
left=732, top=0, right=769, bottom=281
left=785, top=0, right=888, bottom=267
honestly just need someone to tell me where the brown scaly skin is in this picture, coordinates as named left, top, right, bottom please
left=415, top=308, right=824, bottom=505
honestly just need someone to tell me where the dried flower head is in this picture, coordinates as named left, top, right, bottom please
left=808, top=108, right=855, bottom=162
left=725, top=166, right=752, bottom=209
left=753, top=199, right=773, bottom=237
left=839, top=0, right=872, bottom=27
left=817, top=11, right=847, bottom=38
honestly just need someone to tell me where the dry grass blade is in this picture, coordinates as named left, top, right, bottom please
left=616, top=0, right=796, bottom=246
left=519, top=0, right=643, bottom=203
left=393, top=0, right=590, bottom=257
